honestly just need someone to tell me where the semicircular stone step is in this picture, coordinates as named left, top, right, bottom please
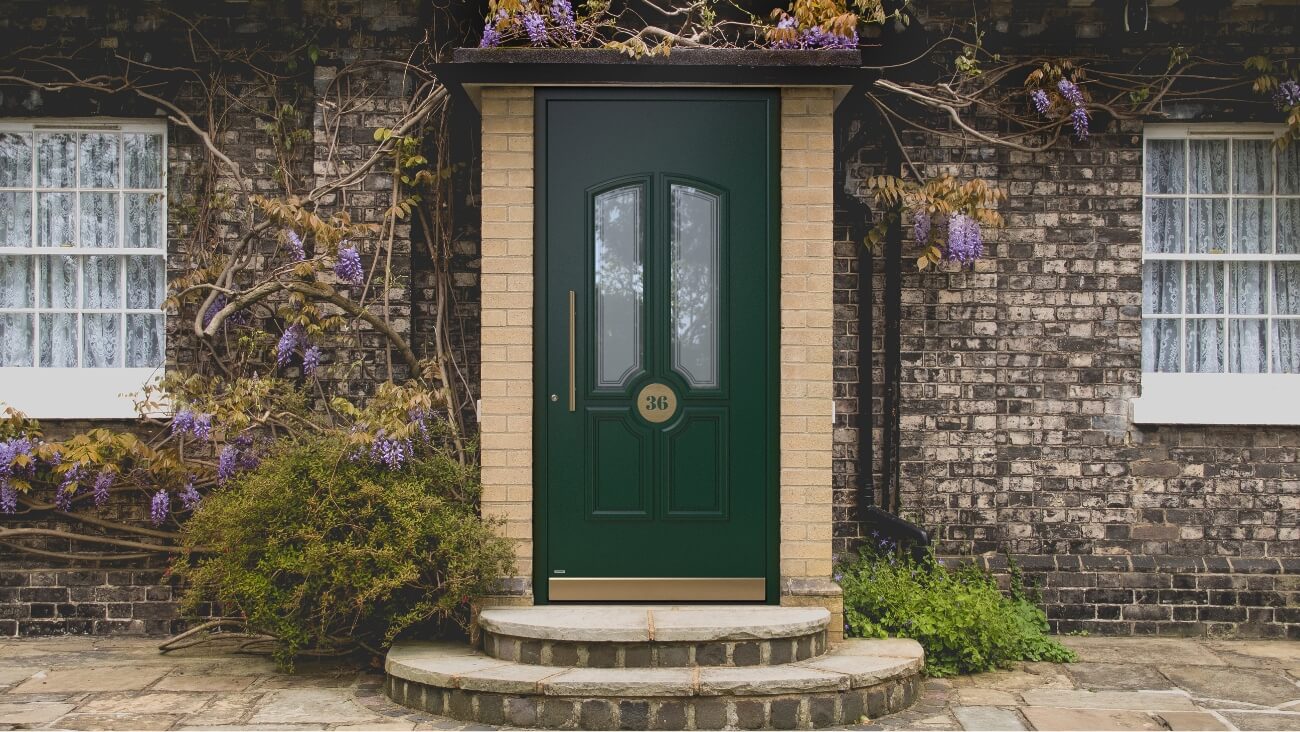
left=384, top=638, right=924, bottom=729
left=479, top=605, right=831, bottom=667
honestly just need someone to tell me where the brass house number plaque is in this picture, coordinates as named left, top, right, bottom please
left=636, top=382, right=678, bottom=423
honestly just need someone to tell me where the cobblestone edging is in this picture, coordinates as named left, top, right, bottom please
left=384, top=673, right=923, bottom=730
left=483, top=630, right=830, bottom=668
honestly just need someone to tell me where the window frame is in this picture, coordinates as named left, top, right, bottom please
left=0, top=117, right=167, bottom=419
left=1133, top=123, right=1300, bottom=425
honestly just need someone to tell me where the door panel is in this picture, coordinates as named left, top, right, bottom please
left=538, top=89, right=777, bottom=602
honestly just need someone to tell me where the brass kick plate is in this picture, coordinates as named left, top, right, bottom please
left=549, top=577, right=765, bottom=601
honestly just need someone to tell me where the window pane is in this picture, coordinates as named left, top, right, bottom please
left=593, top=185, right=644, bottom=388
left=1143, top=261, right=1182, bottom=314
left=1275, top=263, right=1300, bottom=315
left=83, top=255, right=121, bottom=309
left=1232, top=198, right=1271, bottom=254
left=126, top=256, right=164, bottom=309
left=37, top=192, right=75, bottom=247
left=1187, top=262, right=1223, bottom=315
left=670, top=184, right=720, bottom=389
left=80, top=192, right=118, bottom=248
left=0, top=313, right=33, bottom=367
left=36, top=133, right=75, bottom=188
left=1189, top=139, right=1228, bottom=194
left=126, top=313, right=163, bottom=367
left=0, top=256, right=32, bottom=308
left=39, top=254, right=77, bottom=309
left=1280, top=141, right=1300, bottom=195
left=0, top=132, right=32, bottom=187
left=1229, top=262, right=1265, bottom=315
left=0, top=192, right=32, bottom=247
left=1186, top=319, right=1224, bottom=373
left=1142, top=319, right=1180, bottom=373
left=1280, top=199, right=1300, bottom=255
left=1234, top=139, right=1273, bottom=194
left=124, top=133, right=162, bottom=189
left=1188, top=198, right=1227, bottom=253
left=79, top=133, right=118, bottom=188
left=83, top=313, right=119, bottom=368
left=1229, top=319, right=1267, bottom=374
left=1145, top=198, right=1184, bottom=253
left=125, top=193, right=162, bottom=248
left=39, top=313, right=76, bottom=367
left=1272, top=321, right=1300, bottom=373
left=1146, top=139, right=1185, bottom=193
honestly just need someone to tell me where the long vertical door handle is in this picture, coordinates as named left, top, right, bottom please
left=568, top=290, right=576, bottom=412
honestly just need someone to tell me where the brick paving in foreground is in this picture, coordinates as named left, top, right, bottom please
left=0, top=636, right=1298, bottom=730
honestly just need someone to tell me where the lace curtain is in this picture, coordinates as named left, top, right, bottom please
left=1143, top=135, right=1300, bottom=374
left=0, top=128, right=165, bottom=369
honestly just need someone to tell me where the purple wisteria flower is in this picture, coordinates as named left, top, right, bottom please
left=334, top=245, right=364, bottom=286
left=203, top=295, right=249, bottom=329
left=0, top=485, right=14, bottom=514
left=302, top=345, right=323, bottom=376
left=286, top=230, right=306, bottom=262
left=150, top=489, right=169, bottom=526
left=217, top=435, right=260, bottom=484
left=1030, top=88, right=1051, bottom=116
left=1070, top=106, right=1090, bottom=139
left=172, top=410, right=213, bottom=441
left=479, top=25, right=501, bottom=48
left=93, top=469, right=113, bottom=507
left=179, top=479, right=202, bottom=511
left=0, top=437, right=36, bottom=512
left=192, top=413, right=213, bottom=441
left=945, top=213, right=984, bottom=265
left=276, top=324, right=304, bottom=367
left=522, top=12, right=547, bottom=46
left=913, top=209, right=931, bottom=247
left=370, top=432, right=413, bottom=470
left=549, top=0, right=575, bottom=41
left=1275, top=79, right=1300, bottom=109
left=55, top=464, right=84, bottom=511
left=801, top=25, right=858, bottom=49
left=1057, top=79, right=1084, bottom=107
left=171, top=409, right=195, bottom=436
left=769, top=15, right=799, bottom=49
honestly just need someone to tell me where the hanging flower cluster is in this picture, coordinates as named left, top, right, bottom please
left=0, top=437, right=35, bottom=513
left=217, top=434, right=262, bottom=484
left=1025, top=63, right=1091, bottom=141
left=479, top=0, right=578, bottom=48
left=867, top=174, right=1004, bottom=271
left=334, top=245, right=364, bottom=286
left=1275, top=79, right=1300, bottom=110
left=767, top=12, right=858, bottom=49
left=171, top=410, right=214, bottom=441
left=276, top=324, right=305, bottom=367
left=286, top=229, right=306, bottom=262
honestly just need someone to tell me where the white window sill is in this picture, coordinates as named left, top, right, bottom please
left=0, top=368, right=163, bottom=420
left=1132, top=373, right=1300, bottom=426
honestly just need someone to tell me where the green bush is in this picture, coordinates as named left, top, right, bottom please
left=839, top=551, right=1076, bottom=677
left=175, top=433, right=514, bottom=668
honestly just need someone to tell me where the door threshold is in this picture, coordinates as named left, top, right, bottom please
left=548, top=577, right=765, bottom=601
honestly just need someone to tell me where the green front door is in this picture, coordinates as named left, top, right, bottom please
left=536, top=89, right=778, bottom=603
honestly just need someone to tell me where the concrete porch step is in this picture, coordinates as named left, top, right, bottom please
left=384, top=638, right=924, bottom=729
left=479, top=605, right=830, bottom=667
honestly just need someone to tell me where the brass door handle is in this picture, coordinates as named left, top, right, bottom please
left=568, top=290, right=576, bottom=412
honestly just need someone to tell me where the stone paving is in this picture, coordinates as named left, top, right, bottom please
left=0, top=635, right=1298, bottom=730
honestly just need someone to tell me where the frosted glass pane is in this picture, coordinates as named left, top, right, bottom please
left=1143, top=262, right=1181, bottom=314
left=1234, top=139, right=1273, bottom=194
left=36, top=133, right=75, bottom=188
left=0, top=256, right=33, bottom=308
left=1186, top=319, right=1223, bottom=373
left=126, top=313, right=163, bottom=367
left=1230, top=262, right=1265, bottom=315
left=0, top=313, right=32, bottom=367
left=1187, top=262, right=1223, bottom=315
left=0, top=133, right=31, bottom=187
left=39, top=254, right=77, bottom=309
left=1273, top=321, right=1300, bottom=374
left=1234, top=199, right=1270, bottom=254
left=1280, top=199, right=1300, bottom=255
left=80, top=192, right=118, bottom=248
left=126, top=256, right=164, bottom=309
left=1189, top=139, right=1228, bottom=194
left=1146, top=139, right=1184, bottom=194
left=1275, top=263, right=1300, bottom=315
left=1280, top=141, right=1300, bottom=195
left=83, top=313, right=119, bottom=368
left=79, top=133, right=118, bottom=188
left=0, top=192, right=31, bottom=247
left=1145, top=198, right=1183, bottom=253
left=1229, top=319, right=1267, bottom=374
left=1142, top=319, right=1180, bottom=373
left=37, top=192, right=75, bottom=247
left=39, top=313, right=76, bottom=367
left=594, top=185, right=643, bottom=388
left=124, top=133, right=162, bottom=189
left=83, top=255, right=121, bottom=308
left=671, top=184, right=720, bottom=388
left=125, top=193, right=162, bottom=248
left=1188, top=199, right=1226, bottom=253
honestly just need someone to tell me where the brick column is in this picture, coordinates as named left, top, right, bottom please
left=479, top=86, right=535, bottom=603
left=778, top=87, right=842, bottom=640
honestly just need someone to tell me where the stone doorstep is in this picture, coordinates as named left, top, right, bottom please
left=477, top=605, right=831, bottom=643
left=385, top=638, right=922, bottom=698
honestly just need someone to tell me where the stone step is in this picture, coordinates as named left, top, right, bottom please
left=479, top=605, right=831, bottom=667
left=384, top=638, right=924, bottom=729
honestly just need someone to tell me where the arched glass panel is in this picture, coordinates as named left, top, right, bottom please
left=594, top=185, right=644, bottom=388
left=670, top=184, right=720, bottom=389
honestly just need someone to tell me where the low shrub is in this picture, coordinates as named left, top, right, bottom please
left=175, top=432, right=514, bottom=668
left=839, top=550, right=1076, bottom=677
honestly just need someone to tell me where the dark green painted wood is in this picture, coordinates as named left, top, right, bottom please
left=534, top=89, right=779, bottom=600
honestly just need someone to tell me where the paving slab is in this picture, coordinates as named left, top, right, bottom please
left=0, top=666, right=40, bottom=686
left=333, top=722, right=420, bottom=730
left=1161, top=665, right=1300, bottom=707
left=154, top=673, right=258, bottom=692
left=953, top=706, right=1027, bottom=731
left=835, top=638, right=926, bottom=659
left=697, top=664, right=848, bottom=695
left=1062, top=638, right=1226, bottom=667
left=954, top=688, right=1019, bottom=706
left=179, top=692, right=267, bottom=726
left=248, top=689, right=388, bottom=725
left=1064, top=662, right=1171, bottom=690
left=1157, top=711, right=1234, bottom=731
left=544, top=666, right=695, bottom=696
left=478, top=605, right=652, bottom=642
left=1205, top=641, right=1300, bottom=666
left=1221, top=711, right=1300, bottom=731
left=650, top=606, right=829, bottom=642
left=0, top=700, right=75, bottom=724
left=48, top=712, right=182, bottom=730
left=75, top=690, right=214, bottom=715
left=1020, top=707, right=1165, bottom=731
left=798, top=651, right=922, bottom=687
left=1019, top=689, right=1199, bottom=711
left=10, top=666, right=169, bottom=693
left=950, top=666, right=1074, bottom=692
